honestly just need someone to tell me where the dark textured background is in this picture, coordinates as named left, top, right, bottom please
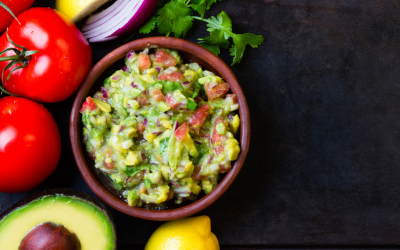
left=2, top=0, right=400, bottom=248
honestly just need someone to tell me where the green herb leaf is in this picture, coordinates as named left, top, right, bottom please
left=158, top=137, right=170, bottom=155
left=123, top=167, right=142, bottom=178
left=139, top=16, right=157, bottom=34
left=199, top=43, right=221, bottom=55
left=187, top=98, right=197, bottom=110
left=190, top=0, right=222, bottom=18
left=156, top=1, right=193, bottom=37
left=123, top=165, right=151, bottom=177
left=196, top=11, right=264, bottom=65
left=229, top=33, right=264, bottom=65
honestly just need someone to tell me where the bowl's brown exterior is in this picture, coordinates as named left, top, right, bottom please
left=70, top=37, right=250, bottom=221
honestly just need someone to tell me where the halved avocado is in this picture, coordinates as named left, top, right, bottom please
left=0, top=189, right=116, bottom=250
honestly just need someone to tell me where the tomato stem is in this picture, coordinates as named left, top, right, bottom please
left=0, top=55, right=20, bottom=61
left=0, top=83, right=17, bottom=96
left=0, top=29, right=38, bottom=97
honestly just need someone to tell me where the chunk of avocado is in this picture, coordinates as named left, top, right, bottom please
left=92, top=98, right=112, bottom=113
left=181, top=134, right=199, bottom=158
left=0, top=190, right=116, bottom=250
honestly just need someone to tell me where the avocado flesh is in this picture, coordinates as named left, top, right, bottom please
left=0, top=195, right=115, bottom=250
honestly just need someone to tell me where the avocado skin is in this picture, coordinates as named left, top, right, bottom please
left=0, top=188, right=117, bottom=250
left=19, top=222, right=81, bottom=250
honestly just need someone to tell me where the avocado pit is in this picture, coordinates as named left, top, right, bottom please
left=19, top=222, right=81, bottom=250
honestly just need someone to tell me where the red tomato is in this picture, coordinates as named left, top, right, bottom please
left=80, top=97, right=98, bottom=113
left=154, top=49, right=177, bottom=67
left=225, top=94, right=238, bottom=104
left=0, top=96, right=61, bottom=193
left=0, top=8, right=92, bottom=103
left=158, top=71, right=184, bottom=82
left=165, top=93, right=179, bottom=108
left=0, top=0, right=34, bottom=32
left=138, top=53, right=151, bottom=70
left=189, top=104, right=211, bottom=131
left=205, top=81, right=230, bottom=101
left=150, top=87, right=164, bottom=102
left=175, top=122, right=189, bottom=142
left=192, top=166, right=206, bottom=180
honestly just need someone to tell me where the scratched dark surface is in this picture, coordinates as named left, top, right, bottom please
left=2, top=0, right=400, bottom=247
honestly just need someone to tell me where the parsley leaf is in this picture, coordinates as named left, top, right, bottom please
left=190, top=0, right=222, bottom=18
left=196, top=11, right=264, bottom=65
left=139, top=16, right=157, bottom=34
left=136, top=1, right=263, bottom=65
left=138, top=0, right=168, bottom=34
left=199, top=43, right=221, bottom=55
left=229, top=33, right=264, bottom=65
left=157, top=1, right=193, bottom=37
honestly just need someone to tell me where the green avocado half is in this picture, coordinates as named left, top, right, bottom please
left=0, top=189, right=116, bottom=250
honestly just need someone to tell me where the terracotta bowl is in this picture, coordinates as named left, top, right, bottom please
left=70, top=37, right=250, bottom=221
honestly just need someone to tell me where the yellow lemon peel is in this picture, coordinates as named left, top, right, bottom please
left=145, top=215, right=219, bottom=250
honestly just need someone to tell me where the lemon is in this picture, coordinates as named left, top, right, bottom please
left=56, top=0, right=110, bottom=23
left=145, top=216, right=220, bottom=250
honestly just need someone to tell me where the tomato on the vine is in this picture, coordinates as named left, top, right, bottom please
left=0, top=96, right=61, bottom=193
left=0, top=0, right=34, bottom=32
left=0, top=8, right=92, bottom=103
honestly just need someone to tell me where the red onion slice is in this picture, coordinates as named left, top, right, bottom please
left=82, top=0, right=157, bottom=42
left=82, top=0, right=129, bottom=32
left=127, top=50, right=135, bottom=58
left=152, top=131, right=163, bottom=136
left=122, top=65, right=129, bottom=72
left=83, top=0, right=140, bottom=39
left=83, top=1, right=134, bottom=38
left=101, top=87, right=109, bottom=98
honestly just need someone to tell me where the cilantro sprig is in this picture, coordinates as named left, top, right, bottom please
left=138, top=0, right=263, bottom=65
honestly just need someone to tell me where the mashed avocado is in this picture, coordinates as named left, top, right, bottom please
left=81, top=48, right=241, bottom=207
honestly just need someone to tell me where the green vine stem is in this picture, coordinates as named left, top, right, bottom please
left=0, top=2, right=38, bottom=96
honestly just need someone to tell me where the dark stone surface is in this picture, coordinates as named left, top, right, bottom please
left=2, top=0, right=400, bottom=247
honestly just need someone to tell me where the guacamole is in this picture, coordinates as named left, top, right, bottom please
left=81, top=48, right=241, bottom=208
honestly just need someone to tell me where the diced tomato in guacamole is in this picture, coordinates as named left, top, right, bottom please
left=151, top=87, right=164, bottom=102
left=175, top=122, right=189, bottom=142
left=154, top=49, right=177, bottom=67
left=165, top=93, right=179, bottom=108
left=138, top=53, right=151, bottom=70
left=158, top=71, right=184, bottom=82
left=189, top=104, right=211, bottom=131
left=205, top=81, right=230, bottom=101
left=80, top=97, right=97, bottom=112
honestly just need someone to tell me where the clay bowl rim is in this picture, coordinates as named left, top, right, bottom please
left=70, top=36, right=250, bottom=221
